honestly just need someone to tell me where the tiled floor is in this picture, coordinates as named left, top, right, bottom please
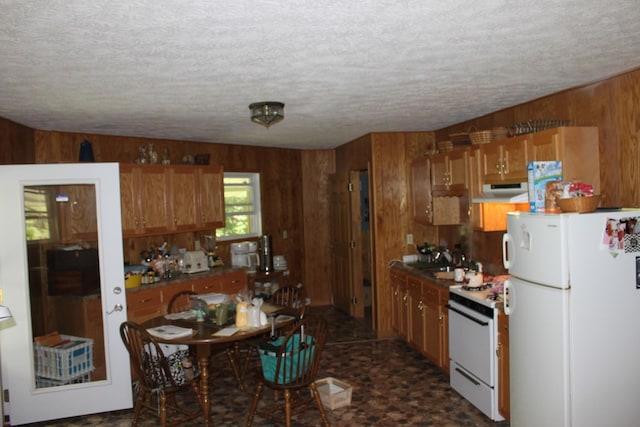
left=25, top=306, right=509, bottom=426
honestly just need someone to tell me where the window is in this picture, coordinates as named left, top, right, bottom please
left=24, top=186, right=55, bottom=241
left=216, top=172, right=262, bottom=241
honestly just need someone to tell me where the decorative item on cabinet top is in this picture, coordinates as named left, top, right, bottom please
left=506, top=119, right=571, bottom=136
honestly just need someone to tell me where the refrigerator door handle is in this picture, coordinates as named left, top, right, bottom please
left=502, top=232, right=513, bottom=269
left=504, top=279, right=513, bottom=315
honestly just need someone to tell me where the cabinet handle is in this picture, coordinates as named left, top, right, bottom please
left=495, top=163, right=501, bottom=172
left=139, top=298, right=152, bottom=304
left=496, top=342, right=501, bottom=358
left=173, top=217, right=177, bottom=224
left=501, top=161, right=508, bottom=174
left=394, top=290, right=398, bottom=296
left=418, top=300, right=424, bottom=314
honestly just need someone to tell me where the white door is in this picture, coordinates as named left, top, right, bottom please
left=0, top=163, right=132, bottom=425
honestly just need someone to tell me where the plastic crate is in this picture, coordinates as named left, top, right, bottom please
left=315, top=377, right=352, bottom=410
left=36, top=373, right=91, bottom=388
left=34, top=334, right=94, bottom=380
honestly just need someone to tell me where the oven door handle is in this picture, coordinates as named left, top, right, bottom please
left=446, top=304, right=489, bottom=326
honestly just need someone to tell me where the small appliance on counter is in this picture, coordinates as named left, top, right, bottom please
left=231, top=241, right=259, bottom=272
left=258, top=234, right=274, bottom=272
left=204, top=235, right=224, bottom=268
left=182, top=251, right=209, bottom=274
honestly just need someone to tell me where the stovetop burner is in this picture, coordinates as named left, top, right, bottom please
left=461, top=283, right=493, bottom=292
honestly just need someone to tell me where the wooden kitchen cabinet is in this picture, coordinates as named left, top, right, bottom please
left=407, top=277, right=426, bottom=352
left=410, top=155, right=433, bottom=224
left=126, top=286, right=164, bottom=324
left=57, top=184, right=98, bottom=243
left=480, top=135, right=530, bottom=184
left=390, top=267, right=408, bottom=340
left=196, top=165, right=225, bottom=229
left=431, top=149, right=468, bottom=196
left=190, top=269, right=247, bottom=294
left=120, top=164, right=225, bottom=237
left=497, top=309, right=510, bottom=421
left=404, top=271, right=450, bottom=372
left=530, top=127, right=600, bottom=196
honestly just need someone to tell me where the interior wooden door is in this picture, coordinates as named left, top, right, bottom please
left=329, top=171, right=364, bottom=317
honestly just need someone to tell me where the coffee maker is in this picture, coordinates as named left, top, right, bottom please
left=231, top=241, right=259, bottom=272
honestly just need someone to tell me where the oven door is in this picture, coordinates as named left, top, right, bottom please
left=448, top=299, right=495, bottom=386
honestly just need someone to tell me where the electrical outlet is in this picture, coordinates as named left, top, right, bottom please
left=406, top=234, right=414, bottom=245
left=282, top=230, right=288, bottom=239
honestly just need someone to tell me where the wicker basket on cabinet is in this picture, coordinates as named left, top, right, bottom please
left=470, top=130, right=493, bottom=145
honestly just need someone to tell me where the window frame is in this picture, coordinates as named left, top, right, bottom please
left=215, top=172, right=263, bottom=241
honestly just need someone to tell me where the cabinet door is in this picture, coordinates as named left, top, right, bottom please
left=407, top=278, right=426, bottom=352
left=430, top=153, right=450, bottom=194
left=480, top=143, right=504, bottom=183
left=447, top=149, right=468, bottom=193
left=139, top=166, right=171, bottom=234
left=501, top=137, right=529, bottom=182
left=422, top=282, right=441, bottom=365
left=439, top=290, right=450, bottom=374
left=169, top=166, right=199, bottom=232
left=498, top=310, right=510, bottom=420
left=197, top=165, right=225, bottom=229
left=410, top=156, right=432, bottom=224
left=390, top=268, right=407, bottom=336
left=119, top=165, right=142, bottom=236
left=58, top=184, right=98, bottom=242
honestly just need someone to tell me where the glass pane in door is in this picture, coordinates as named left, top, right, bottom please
left=25, top=184, right=106, bottom=388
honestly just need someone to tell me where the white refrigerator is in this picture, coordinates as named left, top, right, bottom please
left=502, top=211, right=640, bottom=427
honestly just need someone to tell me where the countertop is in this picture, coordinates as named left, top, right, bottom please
left=389, top=260, right=460, bottom=289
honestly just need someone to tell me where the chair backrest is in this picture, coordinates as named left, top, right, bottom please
left=259, top=316, right=327, bottom=388
left=167, top=290, right=198, bottom=313
left=270, top=286, right=306, bottom=319
left=120, top=321, right=187, bottom=390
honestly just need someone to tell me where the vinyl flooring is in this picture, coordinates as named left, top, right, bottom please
left=23, top=306, right=510, bottom=426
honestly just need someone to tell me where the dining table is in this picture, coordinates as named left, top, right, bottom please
left=141, top=306, right=296, bottom=427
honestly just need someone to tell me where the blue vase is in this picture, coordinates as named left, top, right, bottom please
left=79, top=140, right=95, bottom=162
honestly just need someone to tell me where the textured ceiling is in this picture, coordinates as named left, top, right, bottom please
left=1, top=1, right=640, bottom=150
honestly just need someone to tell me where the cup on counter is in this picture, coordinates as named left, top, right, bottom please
left=454, top=268, right=465, bottom=282
left=215, top=304, right=229, bottom=325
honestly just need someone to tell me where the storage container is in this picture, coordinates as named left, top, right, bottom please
left=34, top=334, right=94, bottom=381
left=314, top=377, right=352, bottom=410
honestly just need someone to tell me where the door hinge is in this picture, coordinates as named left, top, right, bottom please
left=350, top=240, right=356, bottom=248
left=351, top=297, right=358, bottom=305
left=4, top=387, right=9, bottom=403
left=347, top=182, right=353, bottom=192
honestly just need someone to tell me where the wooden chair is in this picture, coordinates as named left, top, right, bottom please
left=270, top=285, right=306, bottom=320
left=119, top=321, right=204, bottom=427
left=246, top=316, right=330, bottom=427
left=167, top=290, right=197, bottom=313
left=167, top=290, right=245, bottom=390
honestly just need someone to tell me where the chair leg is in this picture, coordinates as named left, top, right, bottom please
left=310, top=382, right=331, bottom=427
left=246, top=380, right=264, bottom=427
left=159, top=392, right=167, bottom=427
left=284, top=389, right=292, bottom=427
left=226, top=347, right=245, bottom=391
left=132, top=389, right=147, bottom=427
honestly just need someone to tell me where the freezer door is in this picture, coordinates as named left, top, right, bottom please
left=503, top=212, right=569, bottom=288
left=508, top=277, right=570, bottom=427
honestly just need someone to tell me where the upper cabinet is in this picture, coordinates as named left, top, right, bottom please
left=120, top=164, right=224, bottom=237
left=529, top=127, right=600, bottom=195
left=431, top=149, right=468, bottom=196
left=479, top=135, right=530, bottom=184
left=410, top=155, right=433, bottom=224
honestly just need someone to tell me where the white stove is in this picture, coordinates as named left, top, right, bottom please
left=448, top=276, right=507, bottom=421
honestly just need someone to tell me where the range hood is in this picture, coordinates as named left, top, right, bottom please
left=472, top=182, right=529, bottom=203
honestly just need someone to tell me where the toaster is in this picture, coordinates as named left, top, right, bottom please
left=183, top=251, right=209, bottom=274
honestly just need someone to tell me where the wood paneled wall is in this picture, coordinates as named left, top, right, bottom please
left=32, top=130, right=308, bottom=297
left=0, top=117, right=36, bottom=164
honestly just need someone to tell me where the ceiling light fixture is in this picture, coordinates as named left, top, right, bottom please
left=249, top=102, right=285, bottom=128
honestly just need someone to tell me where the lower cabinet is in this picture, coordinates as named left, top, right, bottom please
left=126, top=269, right=248, bottom=323
left=390, top=267, right=408, bottom=340
left=395, top=266, right=449, bottom=373
left=497, top=309, right=510, bottom=420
